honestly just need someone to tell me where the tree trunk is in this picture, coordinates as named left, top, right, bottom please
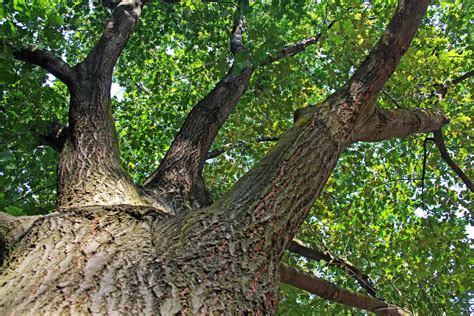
left=0, top=205, right=280, bottom=315
left=57, top=82, right=143, bottom=209
left=2, top=0, right=449, bottom=314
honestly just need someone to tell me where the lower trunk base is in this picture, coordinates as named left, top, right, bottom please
left=0, top=206, right=280, bottom=315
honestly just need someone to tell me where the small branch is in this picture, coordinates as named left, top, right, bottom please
left=451, top=70, right=473, bottom=85
left=230, top=14, right=245, bottom=55
left=288, top=240, right=380, bottom=299
left=279, top=263, right=411, bottom=316
left=432, top=70, right=473, bottom=101
left=433, top=130, right=473, bottom=192
left=260, top=21, right=334, bottom=66
left=420, top=137, right=433, bottom=208
left=12, top=47, right=75, bottom=86
left=206, top=136, right=279, bottom=160
left=381, top=89, right=403, bottom=109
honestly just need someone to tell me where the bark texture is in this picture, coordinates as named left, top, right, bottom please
left=56, top=0, right=146, bottom=209
left=2, top=0, right=454, bottom=315
left=142, top=68, right=254, bottom=209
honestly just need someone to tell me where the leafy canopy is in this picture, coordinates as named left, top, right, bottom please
left=0, top=0, right=472, bottom=313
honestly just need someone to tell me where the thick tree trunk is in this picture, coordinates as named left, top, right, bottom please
left=2, top=1, right=449, bottom=315
left=0, top=205, right=279, bottom=315
left=57, top=81, right=143, bottom=209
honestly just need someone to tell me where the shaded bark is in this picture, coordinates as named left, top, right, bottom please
left=0, top=207, right=169, bottom=314
left=0, top=212, right=38, bottom=266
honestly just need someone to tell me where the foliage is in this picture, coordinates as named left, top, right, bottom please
left=0, top=0, right=472, bottom=314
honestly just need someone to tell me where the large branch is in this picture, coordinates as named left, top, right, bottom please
left=279, top=264, right=411, bottom=315
left=343, top=0, right=430, bottom=112
left=80, top=0, right=143, bottom=76
left=12, top=48, right=75, bottom=86
left=288, top=240, right=379, bottom=298
left=208, top=0, right=431, bottom=282
left=142, top=15, right=253, bottom=208
left=354, top=108, right=448, bottom=142
left=433, top=130, right=473, bottom=192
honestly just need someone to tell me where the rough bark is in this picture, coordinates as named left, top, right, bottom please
left=143, top=14, right=331, bottom=210
left=0, top=212, right=38, bottom=266
left=0, top=206, right=169, bottom=314
left=57, top=0, right=146, bottom=209
left=142, top=14, right=254, bottom=209
left=1, top=1, right=443, bottom=315
left=141, top=67, right=253, bottom=209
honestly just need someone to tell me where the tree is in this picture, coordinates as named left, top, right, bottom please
left=0, top=0, right=472, bottom=314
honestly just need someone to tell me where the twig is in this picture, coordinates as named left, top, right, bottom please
left=207, top=136, right=279, bottom=160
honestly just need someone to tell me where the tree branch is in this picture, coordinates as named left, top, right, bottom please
left=279, top=264, right=411, bottom=315
left=433, top=70, right=473, bottom=100
left=37, top=122, right=69, bottom=152
left=230, top=14, right=245, bottom=55
left=207, top=136, right=280, bottom=160
left=260, top=21, right=334, bottom=66
left=288, top=240, right=379, bottom=298
left=342, top=0, right=430, bottom=113
left=354, top=107, right=448, bottom=143
left=433, top=130, right=473, bottom=192
left=12, top=47, right=75, bottom=86
left=79, top=0, right=143, bottom=76
left=451, top=70, right=473, bottom=85
left=143, top=12, right=254, bottom=208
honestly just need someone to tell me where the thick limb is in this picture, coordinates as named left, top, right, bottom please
left=354, top=108, right=448, bottom=143
left=279, top=264, right=411, bottom=316
left=56, top=0, right=146, bottom=209
left=142, top=14, right=253, bottom=208
left=12, top=47, right=75, bottom=87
